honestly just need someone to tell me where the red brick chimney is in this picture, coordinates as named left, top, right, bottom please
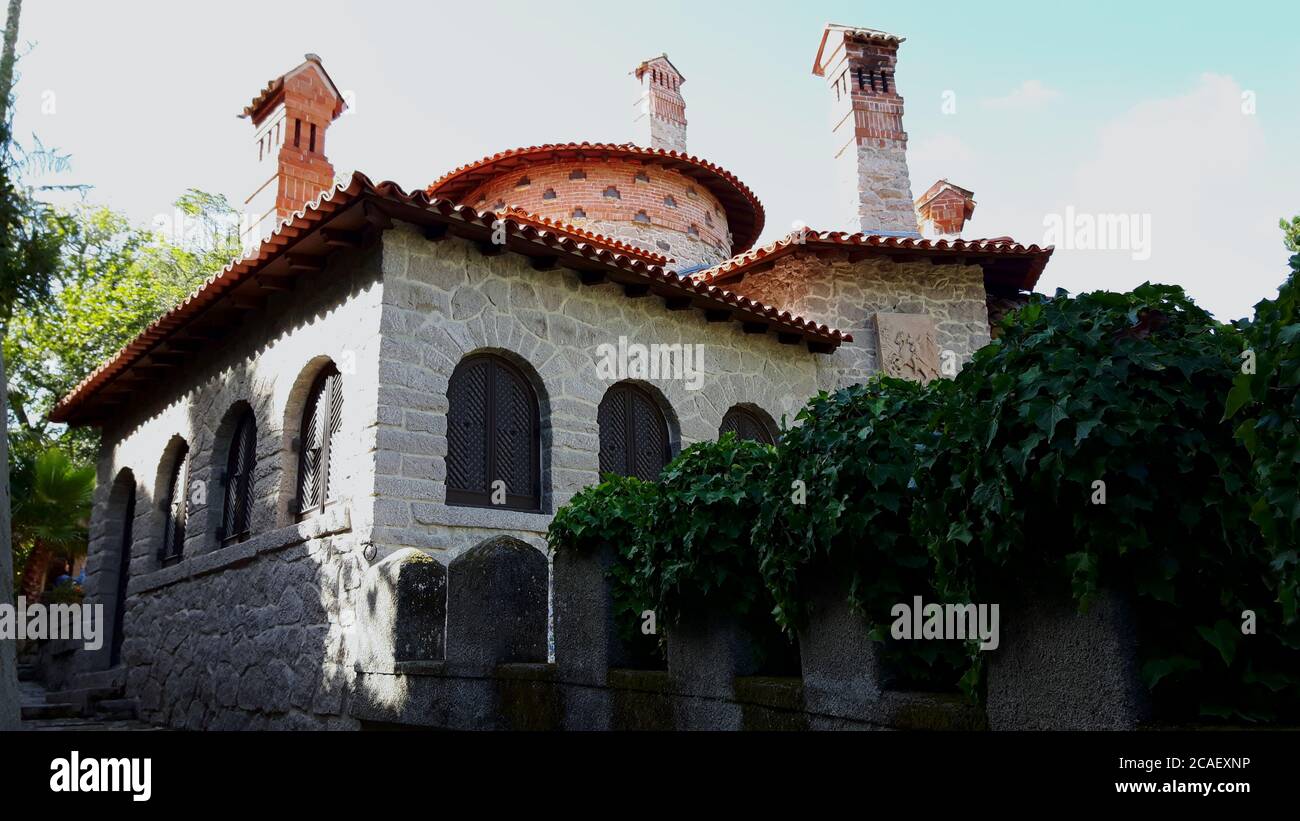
left=240, top=54, right=347, bottom=249
left=633, top=54, right=687, bottom=153
left=914, top=179, right=977, bottom=238
left=812, top=24, right=919, bottom=237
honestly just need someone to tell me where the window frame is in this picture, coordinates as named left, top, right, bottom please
left=719, top=405, right=777, bottom=445
left=220, top=409, right=257, bottom=545
left=598, top=382, right=673, bottom=481
left=445, top=354, right=543, bottom=512
left=158, top=443, right=190, bottom=566
left=296, top=365, right=343, bottom=520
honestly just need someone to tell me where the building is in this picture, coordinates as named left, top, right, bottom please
left=45, top=24, right=1051, bottom=729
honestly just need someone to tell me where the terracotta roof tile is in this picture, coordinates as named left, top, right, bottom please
left=50, top=174, right=845, bottom=424
left=691, top=229, right=1053, bottom=293
left=427, top=142, right=765, bottom=253
left=498, top=207, right=673, bottom=266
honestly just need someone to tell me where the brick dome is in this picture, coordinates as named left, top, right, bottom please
left=428, top=142, right=764, bottom=271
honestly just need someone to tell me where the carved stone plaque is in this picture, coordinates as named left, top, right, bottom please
left=875, top=313, right=941, bottom=383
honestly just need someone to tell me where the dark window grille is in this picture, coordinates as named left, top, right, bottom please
left=220, top=409, right=257, bottom=544
left=297, top=366, right=343, bottom=517
left=719, top=406, right=776, bottom=445
left=598, top=383, right=672, bottom=481
left=446, top=355, right=541, bottom=511
left=158, top=444, right=190, bottom=566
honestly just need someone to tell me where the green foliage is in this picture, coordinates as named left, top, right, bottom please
left=5, top=192, right=240, bottom=462
left=1225, top=219, right=1300, bottom=624
left=638, top=435, right=776, bottom=627
left=43, top=578, right=84, bottom=605
left=0, top=77, right=67, bottom=330
left=754, top=377, right=969, bottom=691
left=916, top=283, right=1299, bottom=721
left=10, top=447, right=95, bottom=566
left=755, top=378, right=937, bottom=629
left=547, top=474, right=658, bottom=648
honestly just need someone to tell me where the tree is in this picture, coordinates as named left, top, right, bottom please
left=5, top=193, right=238, bottom=462
left=11, top=448, right=94, bottom=599
left=0, top=0, right=42, bottom=731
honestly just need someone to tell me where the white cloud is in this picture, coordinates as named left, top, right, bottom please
left=981, top=80, right=1062, bottom=109
left=1035, top=73, right=1296, bottom=320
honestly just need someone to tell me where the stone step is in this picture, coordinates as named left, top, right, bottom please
left=71, top=667, right=127, bottom=692
left=94, top=698, right=140, bottom=721
left=22, top=702, right=81, bottom=721
left=45, top=685, right=124, bottom=714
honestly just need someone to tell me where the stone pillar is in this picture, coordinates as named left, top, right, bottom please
left=796, top=568, right=882, bottom=727
left=667, top=608, right=760, bottom=730
left=986, top=589, right=1150, bottom=730
left=553, top=544, right=625, bottom=730
left=355, top=548, right=447, bottom=671
left=445, top=536, right=548, bottom=729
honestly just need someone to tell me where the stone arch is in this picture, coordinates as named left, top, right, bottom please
left=451, top=346, right=553, bottom=512
left=208, top=399, right=258, bottom=546
left=151, top=434, right=192, bottom=566
left=719, top=402, right=779, bottom=445
left=278, top=355, right=343, bottom=525
left=97, top=468, right=138, bottom=669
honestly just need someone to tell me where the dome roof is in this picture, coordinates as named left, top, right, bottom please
left=428, top=142, right=765, bottom=253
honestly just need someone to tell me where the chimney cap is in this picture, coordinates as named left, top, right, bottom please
left=915, top=178, right=976, bottom=210
left=633, top=53, right=686, bottom=83
left=240, top=54, right=347, bottom=122
left=812, top=23, right=905, bottom=76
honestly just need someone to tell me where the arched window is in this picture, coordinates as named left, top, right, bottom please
left=220, top=409, right=257, bottom=544
left=719, top=405, right=776, bottom=445
left=158, top=443, right=190, bottom=565
left=598, top=383, right=671, bottom=481
left=297, top=365, right=343, bottom=517
left=447, top=354, right=541, bottom=511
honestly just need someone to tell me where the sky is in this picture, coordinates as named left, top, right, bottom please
left=8, top=0, right=1299, bottom=321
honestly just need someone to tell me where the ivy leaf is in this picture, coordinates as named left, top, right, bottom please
left=1223, top=372, right=1253, bottom=420
left=1196, top=620, right=1240, bottom=668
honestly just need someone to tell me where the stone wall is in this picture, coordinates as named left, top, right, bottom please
left=71, top=219, right=997, bottom=729
left=716, top=249, right=991, bottom=387
left=366, top=224, right=828, bottom=565
left=352, top=542, right=1148, bottom=731
left=79, top=243, right=385, bottom=728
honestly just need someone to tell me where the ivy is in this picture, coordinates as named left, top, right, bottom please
left=752, top=377, right=969, bottom=691
left=546, top=474, right=658, bottom=650
left=915, top=284, right=1300, bottom=721
left=1226, top=219, right=1300, bottom=623
left=638, top=435, right=777, bottom=626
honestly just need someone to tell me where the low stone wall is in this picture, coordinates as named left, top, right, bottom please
left=114, top=509, right=365, bottom=730
left=350, top=541, right=1150, bottom=731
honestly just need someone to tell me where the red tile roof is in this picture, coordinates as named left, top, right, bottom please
left=50, top=173, right=846, bottom=425
left=498, top=207, right=674, bottom=267
left=426, top=142, right=765, bottom=254
left=691, top=229, right=1053, bottom=293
